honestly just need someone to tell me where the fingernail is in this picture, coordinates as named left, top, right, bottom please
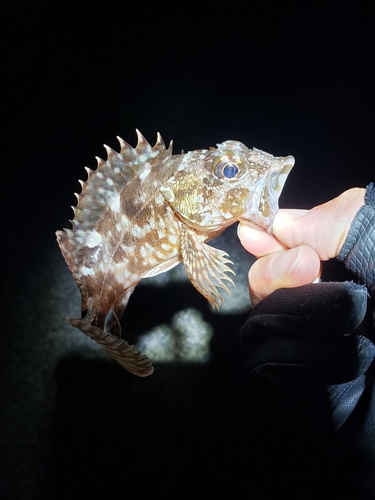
left=269, top=246, right=303, bottom=278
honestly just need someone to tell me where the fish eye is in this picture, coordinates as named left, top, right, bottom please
left=222, top=163, right=239, bottom=178
left=213, top=151, right=245, bottom=180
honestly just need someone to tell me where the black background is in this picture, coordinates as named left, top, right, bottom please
left=2, top=2, right=375, bottom=499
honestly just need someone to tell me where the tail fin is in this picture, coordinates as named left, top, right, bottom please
left=68, top=317, right=154, bottom=377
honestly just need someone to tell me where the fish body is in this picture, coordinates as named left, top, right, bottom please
left=56, top=130, right=294, bottom=376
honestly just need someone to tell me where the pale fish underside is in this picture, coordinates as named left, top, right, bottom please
left=56, top=130, right=294, bottom=376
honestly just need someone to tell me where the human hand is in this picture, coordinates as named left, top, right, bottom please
left=238, top=186, right=375, bottom=429
left=238, top=187, right=366, bottom=305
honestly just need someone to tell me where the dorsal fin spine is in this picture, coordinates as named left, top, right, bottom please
left=155, top=132, right=164, bottom=149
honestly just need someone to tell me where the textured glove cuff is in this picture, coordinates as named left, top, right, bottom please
left=337, top=183, right=375, bottom=292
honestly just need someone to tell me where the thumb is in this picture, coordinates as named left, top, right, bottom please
left=273, top=188, right=365, bottom=261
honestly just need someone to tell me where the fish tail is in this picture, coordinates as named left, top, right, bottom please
left=67, top=316, right=154, bottom=377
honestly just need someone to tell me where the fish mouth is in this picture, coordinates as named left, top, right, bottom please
left=271, top=155, right=295, bottom=197
left=239, top=154, right=295, bottom=231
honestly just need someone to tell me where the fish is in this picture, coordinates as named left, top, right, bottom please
left=56, top=130, right=294, bottom=376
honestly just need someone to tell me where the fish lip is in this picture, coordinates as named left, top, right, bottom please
left=238, top=154, right=295, bottom=232
left=273, top=155, right=295, bottom=195
left=265, top=154, right=295, bottom=224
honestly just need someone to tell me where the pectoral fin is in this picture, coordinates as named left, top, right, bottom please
left=180, top=225, right=235, bottom=309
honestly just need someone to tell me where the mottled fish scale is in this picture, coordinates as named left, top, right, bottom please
left=56, top=131, right=294, bottom=376
left=80, top=192, right=181, bottom=327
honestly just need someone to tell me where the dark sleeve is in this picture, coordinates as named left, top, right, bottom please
left=238, top=184, right=375, bottom=497
left=335, top=183, right=375, bottom=493
left=337, top=182, right=375, bottom=298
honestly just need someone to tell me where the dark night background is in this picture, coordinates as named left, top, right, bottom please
left=1, top=1, right=375, bottom=499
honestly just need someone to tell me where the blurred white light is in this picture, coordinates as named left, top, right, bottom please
left=136, top=308, right=213, bottom=362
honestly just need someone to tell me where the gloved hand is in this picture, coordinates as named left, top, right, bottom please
left=238, top=185, right=375, bottom=496
left=240, top=281, right=375, bottom=430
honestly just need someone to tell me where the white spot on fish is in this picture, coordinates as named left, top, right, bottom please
left=161, top=187, right=174, bottom=202
left=130, top=225, right=142, bottom=237
left=74, top=229, right=86, bottom=244
left=98, top=262, right=107, bottom=273
left=114, top=259, right=128, bottom=269
left=115, top=271, right=129, bottom=284
left=102, top=253, right=111, bottom=265
left=86, top=230, right=102, bottom=248
left=126, top=245, right=135, bottom=254
left=81, top=266, right=95, bottom=276
left=154, top=194, right=165, bottom=206
left=110, top=194, right=121, bottom=213
left=137, top=191, right=148, bottom=203
left=140, top=246, right=148, bottom=258
left=139, top=167, right=150, bottom=181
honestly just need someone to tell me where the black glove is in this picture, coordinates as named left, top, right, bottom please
left=240, top=281, right=375, bottom=430
left=239, top=185, right=375, bottom=497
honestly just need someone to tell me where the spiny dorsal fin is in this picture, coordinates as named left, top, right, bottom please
left=71, top=130, right=172, bottom=233
left=56, top=130, right=173, bottom=283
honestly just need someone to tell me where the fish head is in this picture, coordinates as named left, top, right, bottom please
left=160, top=140, right=294, bottom=235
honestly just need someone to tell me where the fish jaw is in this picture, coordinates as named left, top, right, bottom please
left=238, top=154, right=295, bottom=232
